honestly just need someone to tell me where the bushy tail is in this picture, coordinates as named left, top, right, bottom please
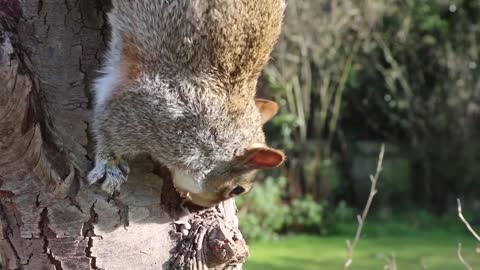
left=108, top=0, right=285, bottom=76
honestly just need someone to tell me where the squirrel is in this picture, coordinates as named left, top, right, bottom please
left=87, top=0, right=286, bottom=208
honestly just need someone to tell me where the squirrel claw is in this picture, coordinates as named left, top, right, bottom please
left=174, top=218, right=192, bottom=237
left=179, top=192, right=193, bottom=207
left=179, top=191, right=191, bottom=200
left=87, top=158, right=130, bottom=194
left=87, top=164, right=106, bottom=185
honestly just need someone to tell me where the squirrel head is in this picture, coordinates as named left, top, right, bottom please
left=167, top=98, right=285, bottom=208
left=174, top=143, right=285, bottom=208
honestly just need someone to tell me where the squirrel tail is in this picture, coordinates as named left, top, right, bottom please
left=108, top=1, right=197, bottom=66
left=108, top=0, right=285, bottom=79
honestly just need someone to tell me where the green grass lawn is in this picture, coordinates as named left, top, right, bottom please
left=244, top=233, right=479, bottom=270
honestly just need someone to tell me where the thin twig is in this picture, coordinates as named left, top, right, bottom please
left=421, top=258, right=428, bottom=269
left=456, top=199, right=479, bottom=270
left=384, top=253, right=397, bottom=270
left=457, top=198, right=480, bottom=241
left=343, top=144, right=385, bottom=270
left=457, top=243, right=473, bottom=270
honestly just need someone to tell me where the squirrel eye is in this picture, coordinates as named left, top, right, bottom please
left=229, top=186, right=245, bottom=197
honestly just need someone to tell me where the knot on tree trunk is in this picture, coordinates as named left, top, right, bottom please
left=168, top=205, right=249, bottom=270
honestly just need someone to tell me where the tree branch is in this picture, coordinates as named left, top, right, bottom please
left=457, top=243, right=473, bottom=270
left=457, top=199, right=480, bottom=241
left=384, top=254, right=397, bottom=270
left=343, top=144, right=385, bottom=270
left=456, top=198, right=479, bottom=270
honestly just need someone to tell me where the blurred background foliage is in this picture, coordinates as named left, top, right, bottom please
left=238, top=0, right=480, bottom=242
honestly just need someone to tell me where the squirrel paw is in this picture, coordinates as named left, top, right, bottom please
left=174, top=210, right=192, bottom=237
left=174, top=220, right=192, bottom=237
left=87, top=158, right=130, bottom=194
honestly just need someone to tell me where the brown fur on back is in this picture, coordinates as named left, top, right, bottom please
left=111, top=0, right=285, bottom=106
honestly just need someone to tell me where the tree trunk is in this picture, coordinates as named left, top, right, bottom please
left=0, top=1, right=248, bottom=269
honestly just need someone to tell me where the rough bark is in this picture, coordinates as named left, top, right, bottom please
left=0, top=1, right=248, bottom=269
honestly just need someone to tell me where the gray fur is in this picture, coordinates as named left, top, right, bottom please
left=88, top=0, right=286, bottom=207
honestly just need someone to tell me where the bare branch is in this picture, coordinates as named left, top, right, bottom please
left=343, top=144, right=385, bottom=270
left=421, top=258, right=428, bottom=269
left=457, top=199, right=480, bottom=241
left=384, top=254, right=397, bottom=270
left=456, top=199, right=479, bottom=270
left=457, top=243, right=473, bottom=270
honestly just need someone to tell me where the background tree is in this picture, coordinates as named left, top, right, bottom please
left=0, top=1, right=247, bottom=269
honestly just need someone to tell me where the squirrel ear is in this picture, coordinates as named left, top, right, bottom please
left=239, top=145, right=285, bottom=169
left=255, top=98, right=279, bottom=124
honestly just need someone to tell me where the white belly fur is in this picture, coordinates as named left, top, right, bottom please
left=172, top=169, right=204, bottom=194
